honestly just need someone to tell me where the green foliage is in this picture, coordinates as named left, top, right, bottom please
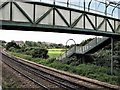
left=32, top=48, right=49, bottom=59
left=62, top=56, right=78, bottom=65
left=8, top=47, right=16, bottom=52
left=2, top=81, right=18, bottom=89
left=48, top=58, right=56, bottom=63
left=7, top=39, right=120, bottom=85
left=0, top=40, right=6, bottom=48
left=49, top=43, right=65, bottom=48
left=93, top=40, right=120, bottom=68
left=48, top=61, right=70, bottom=71
left=25, top=41, right=37, bottom=47
left=10, top=52, right=33, bottom=61
left=95, top=40, right=120, bottom=69
left=23, top=47, right=35, bottom=55
left=24, top=41, right=65, bottom=49
left=93, top=50, right=111, bottom=67
left=79, top=38, right=94, bottom=46
left=1, top=40, right=6, bottom=43
left=118, top=73, right=120, bottom=85
left=48, top=49, right=65, bottom=58
left=6, top=41, right=20, bottom=50
left=103, top=40, right=120, bottom=50
left=9, top=52, right=120, bottom=85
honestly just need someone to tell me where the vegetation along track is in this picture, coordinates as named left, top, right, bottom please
left=2, top=51, right=120, bottom=90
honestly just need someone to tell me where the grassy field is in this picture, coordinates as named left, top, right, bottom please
left=48, top=49, right=65, bottom=58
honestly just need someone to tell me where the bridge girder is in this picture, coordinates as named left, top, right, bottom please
left=0, top=1, right=120, bottom=38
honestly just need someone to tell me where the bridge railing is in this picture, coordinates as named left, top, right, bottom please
left=58, top=46, right=76, bottom=60
left=81, top=37, right=109, bottom=54
left=38, top=0, right=119, bottom=19
left=73, top=37, right=109, bottom=54
left=1, top=0, right=120, bottom=35
left=58, top=37, right=109, bottom=60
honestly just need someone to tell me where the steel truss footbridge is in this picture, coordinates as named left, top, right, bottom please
left=0, top=0, right=120, bottom=74
left=0, top=0, right=120, bottom=37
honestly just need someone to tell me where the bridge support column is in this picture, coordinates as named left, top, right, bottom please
left=111, top=38, right=114, bottom=75
left=81, top=56, right=85, bottom=64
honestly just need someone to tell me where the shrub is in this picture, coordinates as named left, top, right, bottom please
left=48, top=58, right=56, bottom=63
left=6, top=41, right=20, bottom=50
left=9, top=52, right=120, bottom=85
left=9, top=47, right=16, bottom=52
left=32, top=48, right=49, bottom=59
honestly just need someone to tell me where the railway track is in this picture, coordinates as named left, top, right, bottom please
left=3, top=60, right=51, bottom=90
left=2, top=54, right=66, bottom=90
left=2, top=51, right=120, bottom=90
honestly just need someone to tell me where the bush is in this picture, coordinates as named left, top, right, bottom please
left=9, top=47, right=16, bottom=52
left=32, top=48, right=49, bottom=59
left=9, top=52, right=120, bottom=85
left=48, top=58, right=56, bottom=63
left=6, top=41, right=20, bottom=50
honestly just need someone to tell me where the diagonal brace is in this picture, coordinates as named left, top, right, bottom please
left=85, top=14, right=96, bottom=30
left=71, top=14, right=83, bottom=28
left=36, top=7, right=53, bottom=24
left=97, top=19, right=105, bottom=29
left=55, top=8, right=70, bottom=27
left=13, top=2, right=33, bottom=24
left=106, top=19, right=115, bottom=33
left=116, top=24, right=120, bottom=32
left=0, top=2, right=9, bottom=10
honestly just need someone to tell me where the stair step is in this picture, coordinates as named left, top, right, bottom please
left=58, top=37, right=110, bottom=60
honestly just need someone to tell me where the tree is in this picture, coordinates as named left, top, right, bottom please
left=79, top=38, right=94, bottom=46
left=0, top=40, right=6, bottom=48
left=32, top=48, right=49, bottom=59
left=6, top=41, right=20, bottom=50
left=1, top=40, right=6, bottom=44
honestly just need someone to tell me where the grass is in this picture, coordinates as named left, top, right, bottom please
left=48, top=48, right=65, bottom=58
left=9, top=48, right=65, bottom=59
left=48, top=48, right=65, bottom=51
left=8, top=52, right=120, bottom=85
left=2, top=81, right=18, bottom=89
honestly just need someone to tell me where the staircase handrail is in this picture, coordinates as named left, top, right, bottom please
left=58, top=46, right=76, bottom=60
left=82, top=37, right=109, bottom=53
left=58, top=37, right=109, bottom=60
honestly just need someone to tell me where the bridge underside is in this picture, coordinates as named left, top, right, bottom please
left=0, top=1, right=120, bottom=38
left=1, top=21, right=120, bottom=38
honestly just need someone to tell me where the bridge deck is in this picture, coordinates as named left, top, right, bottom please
left=0, top=0, right=120, bottom=38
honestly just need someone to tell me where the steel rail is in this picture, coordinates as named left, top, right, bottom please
left=3, top=56, right=66, bottom=90
left=2, top=58, right=50, bottom=90
left=13, top=53, right=120, bottom=90
left=2, top=53, right=80, bottom=90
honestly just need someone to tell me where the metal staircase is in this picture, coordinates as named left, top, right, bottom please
left=58, top=37, right=110, bottom=60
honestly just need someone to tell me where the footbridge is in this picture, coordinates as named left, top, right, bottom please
left=0, top=0, right=120, bottom=37
left=58, top=37, right=111, bottom=60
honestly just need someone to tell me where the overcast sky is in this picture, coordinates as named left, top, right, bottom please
left=0, top=29, right=96, bottom=45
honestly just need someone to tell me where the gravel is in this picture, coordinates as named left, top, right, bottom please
left=2, top=61, right=42, bottom=89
